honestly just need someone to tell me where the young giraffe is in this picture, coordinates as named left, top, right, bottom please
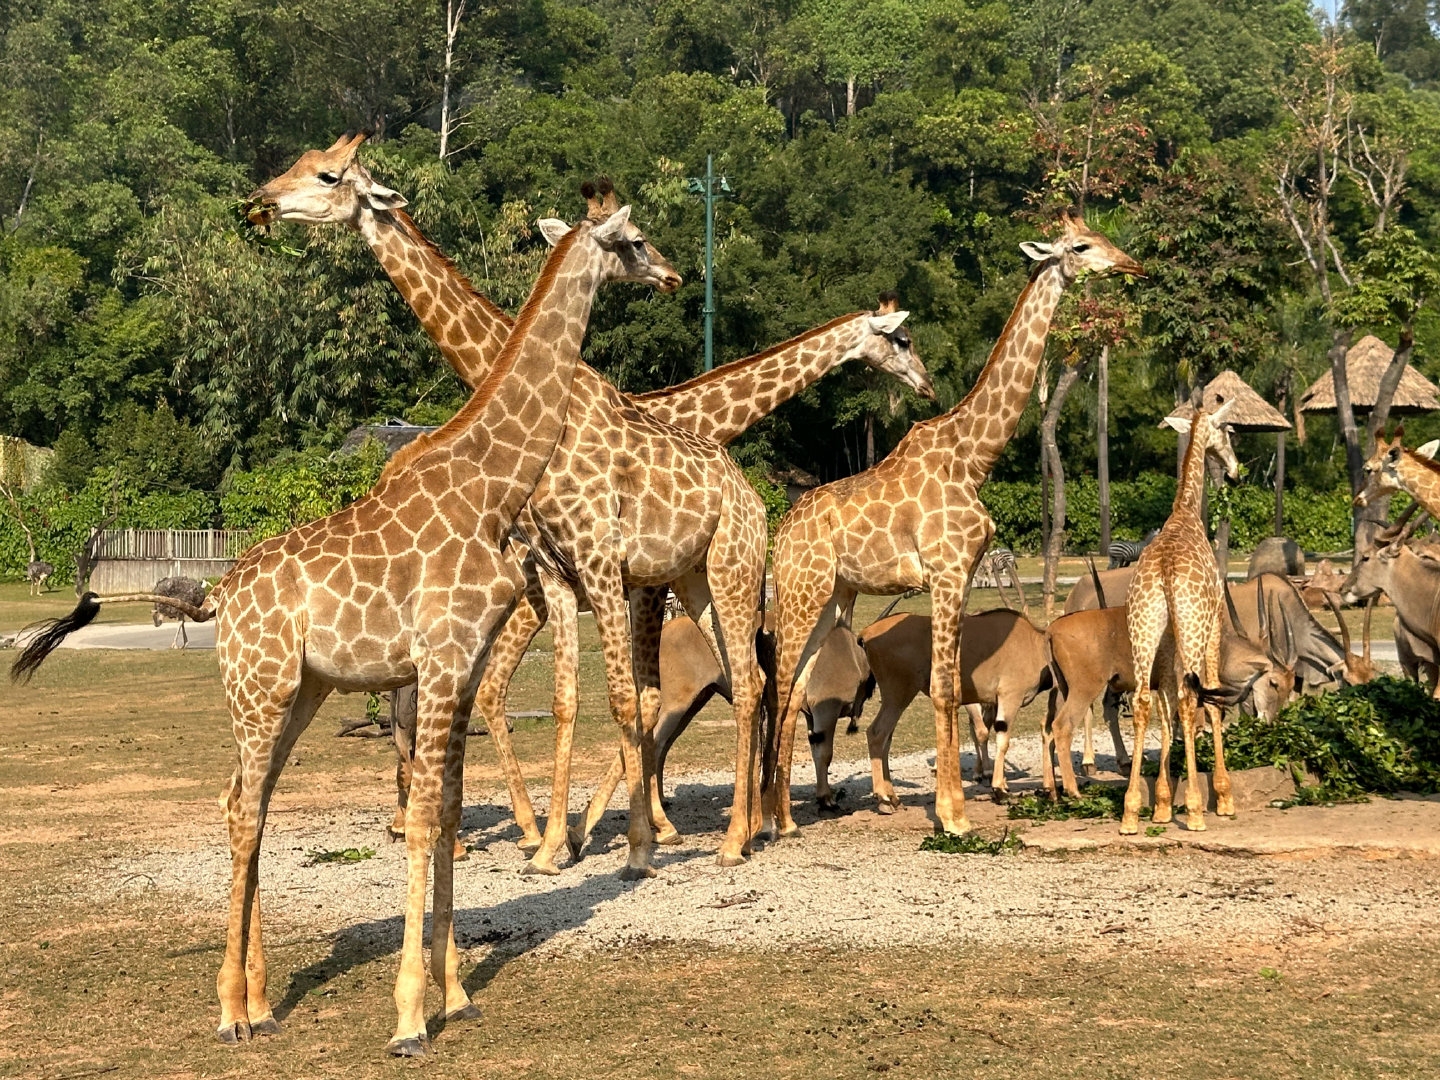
left=13, top=196, right=679, bottom=1054
left=1355, top=426, right=1440, bottom=519
left=1120, top=399, right=1239, bottom=834
left=251, top=138, right=934, bottom=871
left=764, top=210, right=1143, bottom=837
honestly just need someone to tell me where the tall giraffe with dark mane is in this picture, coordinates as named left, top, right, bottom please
left=762, top=210, right=1143, bottom=837
left=12, top=187, right=679, bottom=1055
left=251, top=136, right=935, bottom=871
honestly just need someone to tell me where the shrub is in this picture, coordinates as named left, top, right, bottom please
left=221, top=440, right=387, bottom=539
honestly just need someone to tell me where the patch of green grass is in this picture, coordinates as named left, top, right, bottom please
left=1145, top=825, right=1167, bottom=837
left=303, top=846, right=375, bottom=866
left=1006, top=785, right=1150, bottom=822
left=920, top=829, right=1022, bottom=855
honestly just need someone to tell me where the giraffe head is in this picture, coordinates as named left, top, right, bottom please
left=1019, top=208, right=1144, bottom=283
left=1161, top=398, right=1239, bottom=480
left=839, top=292, right=935, bottom=400
left=1354, top=427, right=1406, bottom=508
left=536, top=180, right=682, bottom=293
left=244, top=133, right=405, bottom=228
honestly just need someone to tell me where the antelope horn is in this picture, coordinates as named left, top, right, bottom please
left=1324, top=591, right=1354, bottom=662
left=1223, top=578, right=1243, bottom=633
left=1087, top=555, right=1107, bottom=609
left=1279, top=596, right=1297, bottom=669
left=1363, top=594, right=1374, bottom=664
left=1255, top=576, right=1269, bottom=643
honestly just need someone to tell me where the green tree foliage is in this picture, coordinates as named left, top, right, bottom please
left=2, top=0, right=1439, bottom=568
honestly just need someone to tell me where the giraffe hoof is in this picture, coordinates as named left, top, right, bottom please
left=1216, top=799, right=1236, bottom=817
left=654, top=825, right=683, bottom=846
left=516, top=836, right=542, bottom=856
left=445, top=1002, right=482, bottom=1023
left=1152, top=807, right=1174, bottom=824
left=1185, top=816, right=1207, bottom=833
left=248, top=1016, right=281, bottom=1037
left=716, top=851, right=748, bottom=868
left=216, top=1020, right=251, bottom=1045
left=387, top=1035, right=429, bottom=1057
left=1118, top=818, right=1140, bottom=836
left=618, top=864, right=656, bottom=881
left=520, top=858, right=560, bottom=877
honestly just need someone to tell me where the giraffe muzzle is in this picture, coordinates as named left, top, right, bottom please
left=243, top=190, right=279, bottom=226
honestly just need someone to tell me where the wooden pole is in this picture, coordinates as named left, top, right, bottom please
left=1274, top=428, right=1286, bottom=537
left=1098, top=345, right=1111, bottom=557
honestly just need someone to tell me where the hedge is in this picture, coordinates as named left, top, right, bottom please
left=982, top=473, right=1359, bottom=555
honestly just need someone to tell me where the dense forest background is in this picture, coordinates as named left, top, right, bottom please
left=4, top=0, right=1440, bottom=574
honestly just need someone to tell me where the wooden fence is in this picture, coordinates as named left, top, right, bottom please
left=89, top=529, right=254, bottom=593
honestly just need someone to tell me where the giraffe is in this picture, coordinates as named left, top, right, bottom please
left=13, top=192, right=679, bottom=1054
left=252, top=138, right=935, bottom=871
left=1355, top=426, right=1440, bottom=520
left=763, top=209, right=1143, bottom=838
left=1120, top=399, right=1240, bottom=835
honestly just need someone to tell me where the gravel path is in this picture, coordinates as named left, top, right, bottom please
left=99, top=741, right=1440, bottom=960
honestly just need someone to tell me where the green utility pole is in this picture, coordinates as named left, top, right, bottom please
left=687, top=154, right=732, bottom=370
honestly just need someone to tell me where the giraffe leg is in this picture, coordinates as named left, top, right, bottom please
left=473, top=581, right=549, bottom=853
left=389, top=686, right=416, bottom=838
left=523, top=585, right=581, bottom=875
left=1207, top=612, right=1235, bottom=817
left=1120, top=681, right=1152, bottom=835
left=631, top=586, right=680, bottom=844
left=1151, top=636, right=1177, bottom=823
left=676, top=558, right=764, bottom=865
left=928, top=580, right=971, bottom=835
left=217, top=663, right=330, bottom=1044
left=431, top=696, right=480, bottom=1022
left=580, top=568, right=655, bottom=879
left=389, top=652, right=475, bottom=1055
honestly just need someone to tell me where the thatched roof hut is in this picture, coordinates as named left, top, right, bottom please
left=1298, top=335, right=1440, bottom=414
left=1165, top=369, right=1291, bottom=432
left=340, top=419, right=436, bottom=457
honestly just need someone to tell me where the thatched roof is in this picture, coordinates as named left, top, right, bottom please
left=341, top=420, right=436, bottom=458
left=0, top=436, right=54, bottom=491
left=1164, top=370, right=1291, bottom=432
left=1299, top=335, right=1440, bottom=414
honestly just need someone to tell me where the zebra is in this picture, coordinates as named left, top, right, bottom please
left=1106, top=529, right=1160, bottom=570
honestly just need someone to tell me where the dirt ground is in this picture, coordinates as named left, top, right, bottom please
left=3, top=620, right=1438, bottom=1078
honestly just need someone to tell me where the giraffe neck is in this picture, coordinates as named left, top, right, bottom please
left=358, top=210, right=515, bottom=390
left=377, top=226, right=597, bottom=536
left=633, top=313, right=872, bottom=445
left=1173, top=420, right=1210, bottom=522
left=1397, top=453, right=1440, bottom=518
left=928, top=262, right=1068, bottom=480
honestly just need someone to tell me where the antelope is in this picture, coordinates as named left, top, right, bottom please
left=801, top=609, right=1052, bottom=811
left=1342, top=534, right=1440, bottom=698
left=1228, top=573, right=1372, bottom=690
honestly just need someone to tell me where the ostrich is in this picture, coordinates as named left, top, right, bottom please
left=151, top=576, right=208, bottom=649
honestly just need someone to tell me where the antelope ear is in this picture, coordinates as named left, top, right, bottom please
left=1162, top=415, right=1193, bottom=434
left=537, top=218, right=571, bottom=246
left=1020, top=240, right=1056, bottom=262
left=591, top=204, right=632, bottom=244
left=867, top=311, right=909, bottom=335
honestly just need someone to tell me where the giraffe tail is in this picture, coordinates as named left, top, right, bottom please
left=1183, top=671, right=1245, bottom=709
left=11, top=591, right=216, bottom=683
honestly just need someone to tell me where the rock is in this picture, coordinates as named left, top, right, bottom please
left=1144, top=765, right=1306, bottom=812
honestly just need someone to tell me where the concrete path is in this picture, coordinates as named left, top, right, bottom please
left=22, top=621, right=217, bottom=650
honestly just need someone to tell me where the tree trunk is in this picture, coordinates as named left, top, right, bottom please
left=438, top=0, right=464, bottom=161
left=1097, top=344, right=1111, bottom=557
left=1328, top=326, right=1364, bottom=520
left=1041, top=365, right=1080, bottom=618
left=864, top=411, right=876, bottom=469
left=1208, top=457, right=1231, bottom=576
left=1274, top=428, right=1286, bottom=537
left=846, top=76, right=856, bottom=117
left=1356, top=323, right=1416, bottom=545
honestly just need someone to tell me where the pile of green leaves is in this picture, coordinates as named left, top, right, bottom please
left=303, top=846, right=376, bottom=866
left=920, top=829, right=1022, bottom=855
left=1005, top=786, right=1149, bottom=822
left=1195, top=677, right=1440, bottom=800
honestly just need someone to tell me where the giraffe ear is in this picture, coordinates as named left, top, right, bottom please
left=1416, top=439, right=1440, bottom=459
left=867, top=311, right=909, bottom=335
left=591, top=204, right=632, bottom=244
left=360, top=182, right=407, bottom=211
left=537, top=218, right=571, bottom=246
left=1161, top=415, right=1193, bottom=434
left=1020, top=240, right=1056, bottom=262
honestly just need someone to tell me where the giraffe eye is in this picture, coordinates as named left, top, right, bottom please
left=1073, top=242, right=1090, bottom=253
left=632, top=238, right=647, bottom=251
left=319, top=172, right=340, bottom=185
